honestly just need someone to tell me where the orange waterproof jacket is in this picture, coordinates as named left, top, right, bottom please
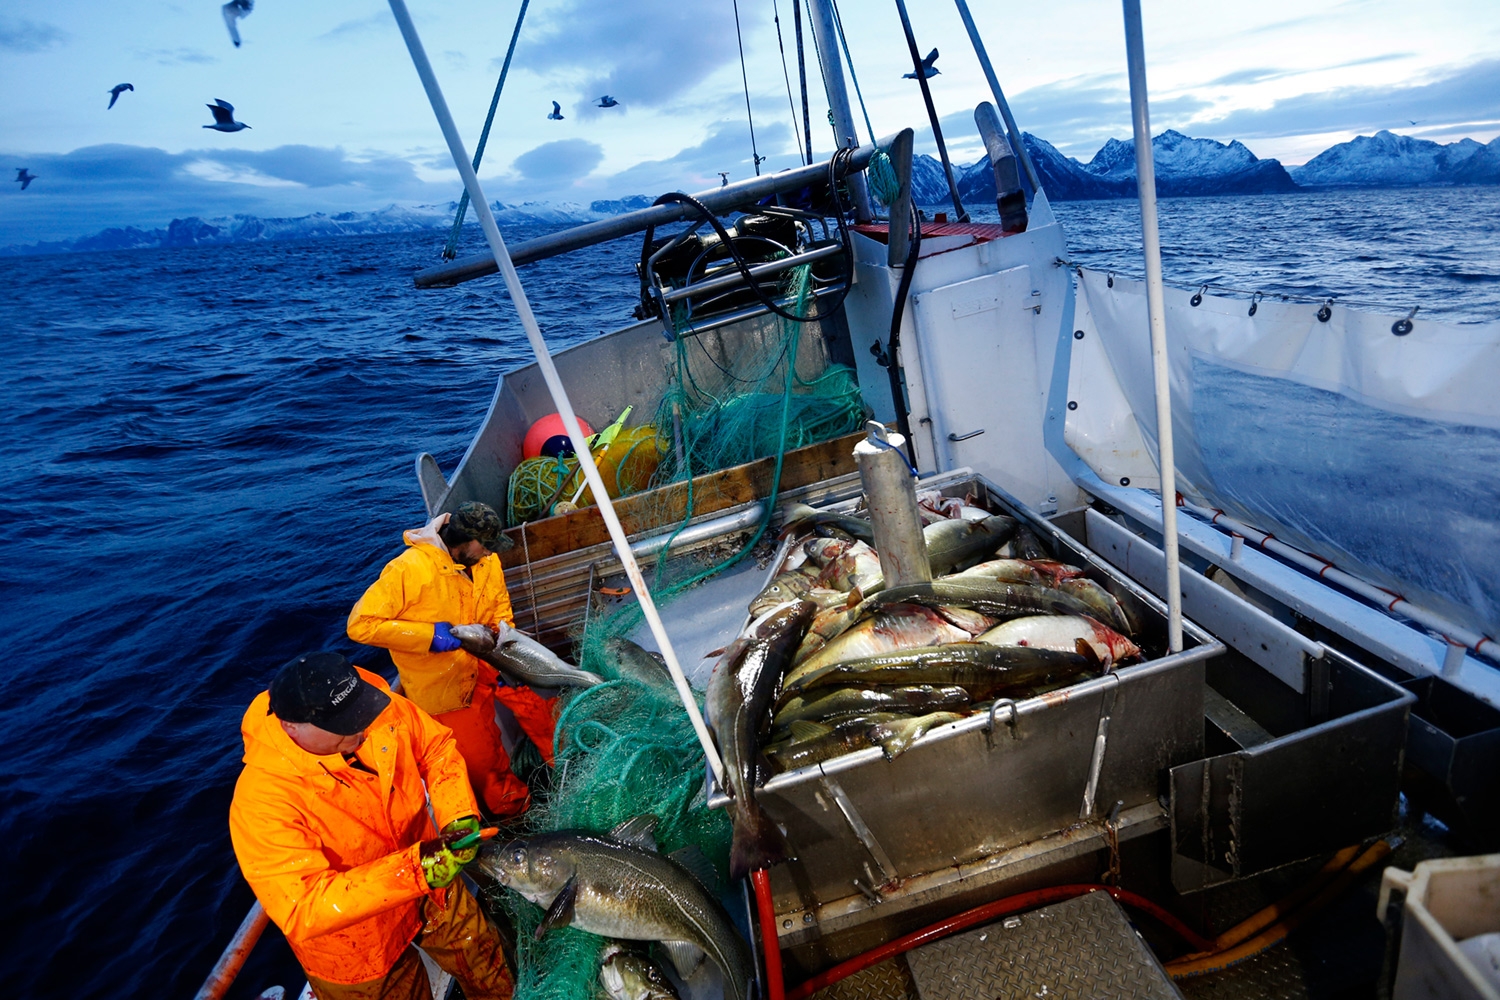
left=228, top=670, right=478, bottom=985
left=346, top=515, right=515, bottom=716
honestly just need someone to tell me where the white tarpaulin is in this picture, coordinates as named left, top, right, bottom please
left=1073, top=267, right=1500, bottom=641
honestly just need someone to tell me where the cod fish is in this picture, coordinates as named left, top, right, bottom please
left=869, top=711, right=967, bottom=759
left=600, top=943, right=681, bottom=1000
left=1058, top=578, right=1134, bottom=635
left=783, top=604, right=971, bottom=690
left=848, top=579, right=1097, bottom=625
left=814, top=539, right=884, bottom=595
left=952, top=558, right=1085, bottom=588
left=601, top=637, right=678, bottom=693
left=784, top=643, right=1095, bottom=699
left=924, top=514, right=1017, bottom=575
left=772, top=684, right=970, bottom=730
left=763, top=715, right=892, bottom=772
left=977, top=615, right=1141, bottom=663
left=748, top=563, right=820, bottom=618
left=488, top=628, right=605, bottom=688
left=1011, top=525, right=1051, bottom=561
left=706, top=600, right=816, bottom=880
left=779, top=503, right=875, bottom=545
left=479, top=817, right=752, bottom=1000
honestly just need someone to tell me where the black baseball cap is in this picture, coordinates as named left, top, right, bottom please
left=268, top=652, right=391, bottom=736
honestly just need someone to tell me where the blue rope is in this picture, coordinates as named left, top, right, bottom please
left=442, top=0, right=530, bottom=260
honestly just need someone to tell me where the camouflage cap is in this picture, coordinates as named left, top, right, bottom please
left=450, top=501, right=511, bottom=551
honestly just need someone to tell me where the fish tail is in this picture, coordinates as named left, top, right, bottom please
left=729, top=799, right=790, bottom=881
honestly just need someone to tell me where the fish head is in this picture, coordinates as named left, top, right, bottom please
left=600, top=946, right=666, bottom=1000
left=481, top=838, right=574, bottom=904
left=749, top=576, right=810, bottom=618
left=801, top=537, right=850, bottom=566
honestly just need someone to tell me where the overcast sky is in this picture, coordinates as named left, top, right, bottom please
left=3, top=0, right=1499, bottom=241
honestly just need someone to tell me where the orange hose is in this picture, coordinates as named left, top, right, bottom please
left=1208, top=843, right=1361, bottom=952
left=1165, top=839, right=1393, bottom=979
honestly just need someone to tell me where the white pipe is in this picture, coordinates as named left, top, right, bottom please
left=805, top=0, right=874, bottom=222
left=1121, top=0, right=1182, bottom=654
left=386, top=0, right=726, bottom=785
left=1181, top=498, right=1500, bottom=667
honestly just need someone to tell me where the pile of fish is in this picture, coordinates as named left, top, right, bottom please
left=707, top=493, right=1145, bottom=879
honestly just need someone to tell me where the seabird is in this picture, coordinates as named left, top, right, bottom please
left=221, top=0, right=253, bottom=47
left=902, top=48, right=940, bottom=80
left=1408, top=119, right=1423, bottom=126
left=718, top=171, right=729, bottom=187
left=108, top=83, right=134, bottom=109
left=203, top=99, right=251, bottom=132
left=16, top=168, right=36, bottom=191
left=548, top=101, right=565, bottom=120
left=595, top=96, right=620, bottom=108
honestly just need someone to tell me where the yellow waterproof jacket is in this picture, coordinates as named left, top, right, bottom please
left=228, top=670, right=478, bottom=984
left=347, top=515, right=514, bottom=715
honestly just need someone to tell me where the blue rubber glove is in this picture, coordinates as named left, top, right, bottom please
left=430, top=621, right=462, bottom=653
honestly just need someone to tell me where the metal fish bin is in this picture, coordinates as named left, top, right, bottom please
left=709, top=475, right=1224, bottom=966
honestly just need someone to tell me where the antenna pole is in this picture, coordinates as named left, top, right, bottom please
left=1122, top=0, right=1183, bottom=653
left=385, top=0, right=727, bottom=783
left=805, top=0, right=874, bottom=221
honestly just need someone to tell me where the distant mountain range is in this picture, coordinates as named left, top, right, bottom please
left=5, top=130, right=1498, bottom=256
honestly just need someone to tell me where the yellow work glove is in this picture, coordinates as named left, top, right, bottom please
left=419, top=816, right=481, bottom=888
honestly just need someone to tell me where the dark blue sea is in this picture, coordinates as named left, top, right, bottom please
left=1, top=186, right=1497, bottom=999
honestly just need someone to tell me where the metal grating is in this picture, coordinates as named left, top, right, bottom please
left=904, top=891, right=1183, bottom=1000
left=809, top=958, right=921, bottom=1000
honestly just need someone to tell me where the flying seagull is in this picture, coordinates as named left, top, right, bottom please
left=108, top=83, right=134, bottom=109
left=16, top=168, right=36, bottom=191
left=903, top=48, right=939, bottom=80
left=1408, top=119, right=1424, bottom=126
left=221, top=0, right=253, bottom=47
left=595, top=95, right=620, bottom=108
left=204, top=99, right=250, bottom=132
left=547, top=101, right=565, bottom=120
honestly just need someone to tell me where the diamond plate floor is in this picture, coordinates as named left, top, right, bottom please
left=904, top=891, right=1182, bottom=1000
left=808, top=958, right=921, bottom=1000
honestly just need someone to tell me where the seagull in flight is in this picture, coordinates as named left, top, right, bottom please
left=547, top=101, right=565, bottom=120
left=221, top=0, right=253, bottom=47
left=108, top=83, right=134, bottom=109
left=1408, top=119, right=1424, bottom=126
left=16, top=168, right=37, bottom=191
left=203, top=99, right=250, bottom=132
left=903, top=48, right=939, bottom=79
left=595, top=95, right=620, bottom=108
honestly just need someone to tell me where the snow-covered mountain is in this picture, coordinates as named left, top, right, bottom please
left=1291, top=130, right=1500, bottom=187
left=0, top=200, right=625, bottom=256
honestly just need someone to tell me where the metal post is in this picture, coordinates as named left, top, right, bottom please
left=386, top=0, right=727, bottom=783
left=1121, top=0, right=1183, bottom=653
left=952, top=0, right=1041, bottom=196
left=193, top=902, right=270, bottom=1000
left=893, top=0, right=967, bottom=222
left=855, top=422, right=931, bottom=587
left=806, top=0, right=874, bottom=222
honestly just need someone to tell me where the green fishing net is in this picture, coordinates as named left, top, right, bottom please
left=486, top=264, right=867, bottom=1000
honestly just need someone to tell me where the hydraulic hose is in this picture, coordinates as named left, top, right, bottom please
left=882, top=204, right=921, bottom=464
left=785, top=884, right=1212, bottom=1000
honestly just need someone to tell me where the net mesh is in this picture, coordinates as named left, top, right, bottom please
left=485, top=263, right=867, bottom=1000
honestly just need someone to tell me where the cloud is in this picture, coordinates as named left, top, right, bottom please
left=1194, top=58, right=1500, bottom=140
left=511, top=139, right=604, bottom=182
left=604, top=120, right=796, bottom=193
left=136, top=47, right=217, bottom=66
left=317, top=12, right=394, bottom=42
left=0, top=16, right=68, bottom=52
left=519, top=0, right=744, bottom=113
left=1207, top=67, right=1287, bottom=87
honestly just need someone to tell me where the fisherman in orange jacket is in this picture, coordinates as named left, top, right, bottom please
left=347, top=501, right=556, bottom=819
left=230, top=652, right=513, bottom=1000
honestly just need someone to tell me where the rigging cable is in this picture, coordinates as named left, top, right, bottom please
left=892, top=0, right=967, bottom=221
left=771, top=0, right=807, bottom=165
left=731, top=0, right=765, bottom=175
left=793, top=0, right=813, bottom=163
left=801, top=0, right=837, bottom=148
left=442, top=0, right=530, bottom=260
left=828, top=0, right=877, bottom=145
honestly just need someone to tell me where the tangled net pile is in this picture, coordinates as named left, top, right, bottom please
left=487, top=263, right=868, bottom=1000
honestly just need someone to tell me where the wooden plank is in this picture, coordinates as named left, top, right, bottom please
left=498, top=430, right=866, bottom=567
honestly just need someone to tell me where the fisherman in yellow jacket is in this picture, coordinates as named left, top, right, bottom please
left=348, top=502, right=555, bottom=819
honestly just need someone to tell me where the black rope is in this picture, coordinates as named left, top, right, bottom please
left=793, top=0, right=812, bottom=165
left=442, top=0, right=530, bottom=260
left=731, top=0, right=765, bottom=175
left=772, top=0, right=807, bottom=166
left=884, top=205, right=921, bottom=464
left=638, top=151, right=859, bottom=328
left=892, top=0, right=967, bottom=222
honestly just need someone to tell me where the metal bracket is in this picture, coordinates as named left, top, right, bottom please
left=1079, top=678, right=1120, bottom=820
left=818, top=775, right=897, bottom=885
left=947, top=428, right=985, bottom=442
left=985, top=698, right=1020, bottom=749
